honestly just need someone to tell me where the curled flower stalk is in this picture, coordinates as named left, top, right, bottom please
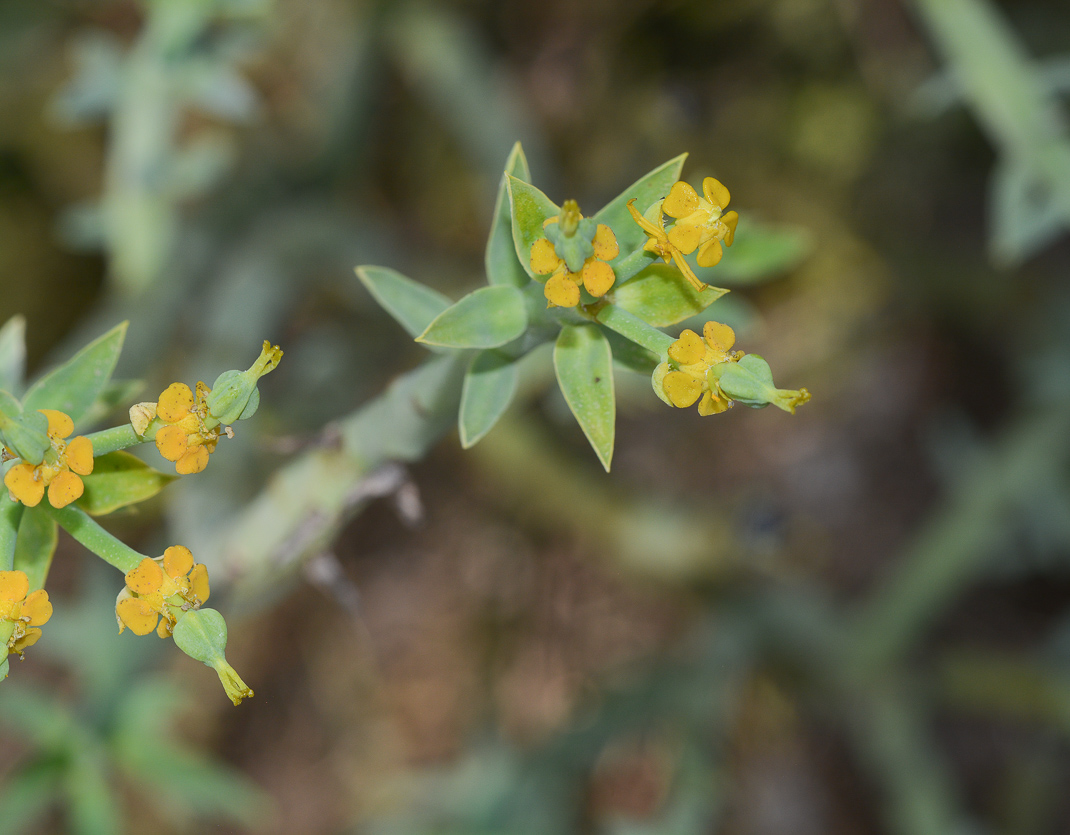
left=3, top=409, right=94, bottom=508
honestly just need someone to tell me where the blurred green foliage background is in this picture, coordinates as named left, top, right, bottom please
left=2, top=0, right=1070, bottom=833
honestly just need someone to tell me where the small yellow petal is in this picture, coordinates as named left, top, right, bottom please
left=668, top=330, right=705, bottom=366
left=696, top=239, right=723, bottom=268
left=529, top=238, right=562, bottom=275
left=65, top=436, right=94, bottom=476
left=21, top=589, right=52, bottom=626
left=163, top=545, right=194, bottom=579
left=156, top=617, right=174, bottom=639
left=12, top=627, right=42, bottom=653
left=116, top=597, right=158, bottom=636
left=47, top=472, right=84, bottom=509
left=702, top=177, right=731, bottom=210
left=667, top=223, right=702, bottom=255
left=155, top=425, right=189, bottom=462
left=663, top=371, right=703, bottom=408
left=0, top=570, right=29, bottom=603
left=703, top=321, right=736, bottom=353
left=592, top=224, right=619, bottom=261
left=129, top=402, right=157, bottom=437
left=157, top=383, right=195, bottom=423
left=5, top=464, right=44, bottom=507
left=581, top=259, right=615, bottom=297
left=176, top=445, right=209, bottom=475
left=663, top=181, right=700, bottom=219
left=544, top=272, right=581, bottom=308
left=39, top=409, right=74, bottom=439
left=188, top=563, right=210, bottom=604
left=721, top=211, right=739, bottom=246
left=697, top=390, right=731, bottom=416
left=126, top=558, right=164, bottom=595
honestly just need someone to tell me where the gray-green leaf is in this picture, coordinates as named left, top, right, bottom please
left=507, top=176, right=559, bottom=280
left=416, top=285, right=528, bottom=349
left=486, top=142, right=533, bottom=287
left=77, top=451, right=178, bottom=517
left=355, top=265, right=453, bottom=339
left=0, top=316, right=26, bottom=395
left=554, top=324, right=615, bottom=472
left=13, top=507, right=58, bottom=591
left=595, top=153, right=687, bottom=262
left=613, top=264, right=728, bottom=327
left=459, top=350, right=519, bottom=448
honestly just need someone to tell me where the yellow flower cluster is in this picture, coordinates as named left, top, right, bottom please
left=133, top=382, right=220, bottom=475
left=656, top=321, right=742, bottom=415
left=115, top=546, right=210, bottom=638
left=3, top=410, right=93, bottom=508
left=0, top=570, right=52, bottom=657
left=529, top=200, right=620, bottom=308
left=627, top=177, right=738, bottom=292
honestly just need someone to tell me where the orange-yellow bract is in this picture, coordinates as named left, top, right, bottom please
left=656, top=321, right=742, bottom=416
left=152, top=382, right=220, bottom=475
left=0, top=570, right=52, bottom=657
left=663, top=177, right=739, bottom=269
left=3, top=409, right=94, bottom=508
left=115, top=546, right=211, bottom=638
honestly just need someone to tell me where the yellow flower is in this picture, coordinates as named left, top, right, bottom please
left=626, top=198, right=707, bottom=292
left=529, top=200, right=620, bottom=308
left=662, top=177, right=739, bottom=269
left=115, top=546, right=211, bottom=638
left=0, top=570, right=52, bottom=657
left=149, top=382, right=220, bottom=475
left=3, top=409, right=94, bottom=508
left=655, top=321, right=742, bottom=416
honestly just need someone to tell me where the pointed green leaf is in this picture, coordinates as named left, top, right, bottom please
left=459, top=350, right=519, bottom=448
left=507, top=176, right=559, bottom=279
left=554, top=324, right=615, bottom=471
left=0, top=316, right=26, bottom=395
left=486, top=143, right=532, bottom=287
left=76, top=451, right=178, bottom=516
left=22, top=322, right=127, bottom=426
left=416, top=285, right=528, bottom=349
left=355, top=266, right=453, bottom=339
left=81, top=378, right=144, bottom=427
left=595, top=152, right=687, bottom=261
left=613, top=264, right=728, bottom=327
left=0, top=498, right=23, bottom=572
left=603, top=330, right=659, bottom=375
left=13, top=506, right=58, bottom=591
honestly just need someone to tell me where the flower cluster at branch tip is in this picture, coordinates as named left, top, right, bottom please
left=0, top=570, right=52, bottom=657
left=530, top=200, right=619, bottom=308
left=626, top=198, right=705, bottom=292
left=132, top=382, right=220, bottom=475
left=656, top=321, right=742, bottom=416
left=115, top=546, right=210, bottom=638
left=3, top=409, right=93, bottom=508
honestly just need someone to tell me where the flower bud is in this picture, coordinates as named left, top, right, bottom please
left=205, top=341, right=283, bottom=425
left=172, top=607, right=254, bottom=705
left=710, top=354, right=811, bottom=414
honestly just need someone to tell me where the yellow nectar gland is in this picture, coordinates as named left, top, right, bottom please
left=115, top=546, right=211, bottom=638
left=0, top=570, right=52, bottom=657
left=530, top=202, right=620, bottom=309
left=147, top=382, right=220, bottom=475
left=657, top=321, right=742, bottom=416
left=662, top=177, right=739, bottom=269
left=3, top=409, right=93, bottom=508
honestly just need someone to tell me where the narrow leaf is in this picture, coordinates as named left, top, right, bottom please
left=22, top=322, right=128, bottom=426
left=355, top=266, right=453, bottom=339
left=554, top=324, right=615, bottom=472
left=417, top=285, right=528, bottom=349
left=486, top=143, right=533, bottom=287
left=77, top=451, right=178, bottom=516
left=507, top=176, right=559, bottom=279
left=613, top=264, right=728, bottom=327
left=0, top=316, right=26, bottom=395
left=13, top=507, right=58, bottom=591
left=459, top=350, right=519, bottom=448
left=594, top=153, right=688, bottom=261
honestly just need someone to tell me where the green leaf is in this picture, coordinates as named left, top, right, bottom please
left=355, top=266, right=453, bottom=339
left=416, top=285, right=528, bottom=349
left=704, top=218, right=812, bottom=286
left=507, top=176, right=559, bottom=279
left=13, top=507, right=58, bottom=591
left=459, top=350, right=519, bottom=448
left=554, top=325, right=615, bottom=472
left=22, top=322, right=127, bottom=426
left=594, top=153, right=687, bottom=261
left=612, top=264, right=728, bottom=327
left=603, top=330, right=659, bottom=375
left=81, top=378, right=144, bottom=427
left=486, top=143, right=532, bottom=287
left=0, top=498, right=22, bottom=571
left=76, top=451, right=177, bottom=516
left=0, top=316, right=26, bottom=395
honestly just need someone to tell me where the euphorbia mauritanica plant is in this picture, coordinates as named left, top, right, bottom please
left=0, top=321, right=280, bottom=704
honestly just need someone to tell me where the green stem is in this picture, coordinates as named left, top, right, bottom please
left=595, top=304, right=675, bottom=356
left=43, top=505, right=146, bottom=574
left=84, top=424, right=143, bottom=456
left=613, top=247, right=656, bottom=284
left=0, top=499, right=24, bottom=572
